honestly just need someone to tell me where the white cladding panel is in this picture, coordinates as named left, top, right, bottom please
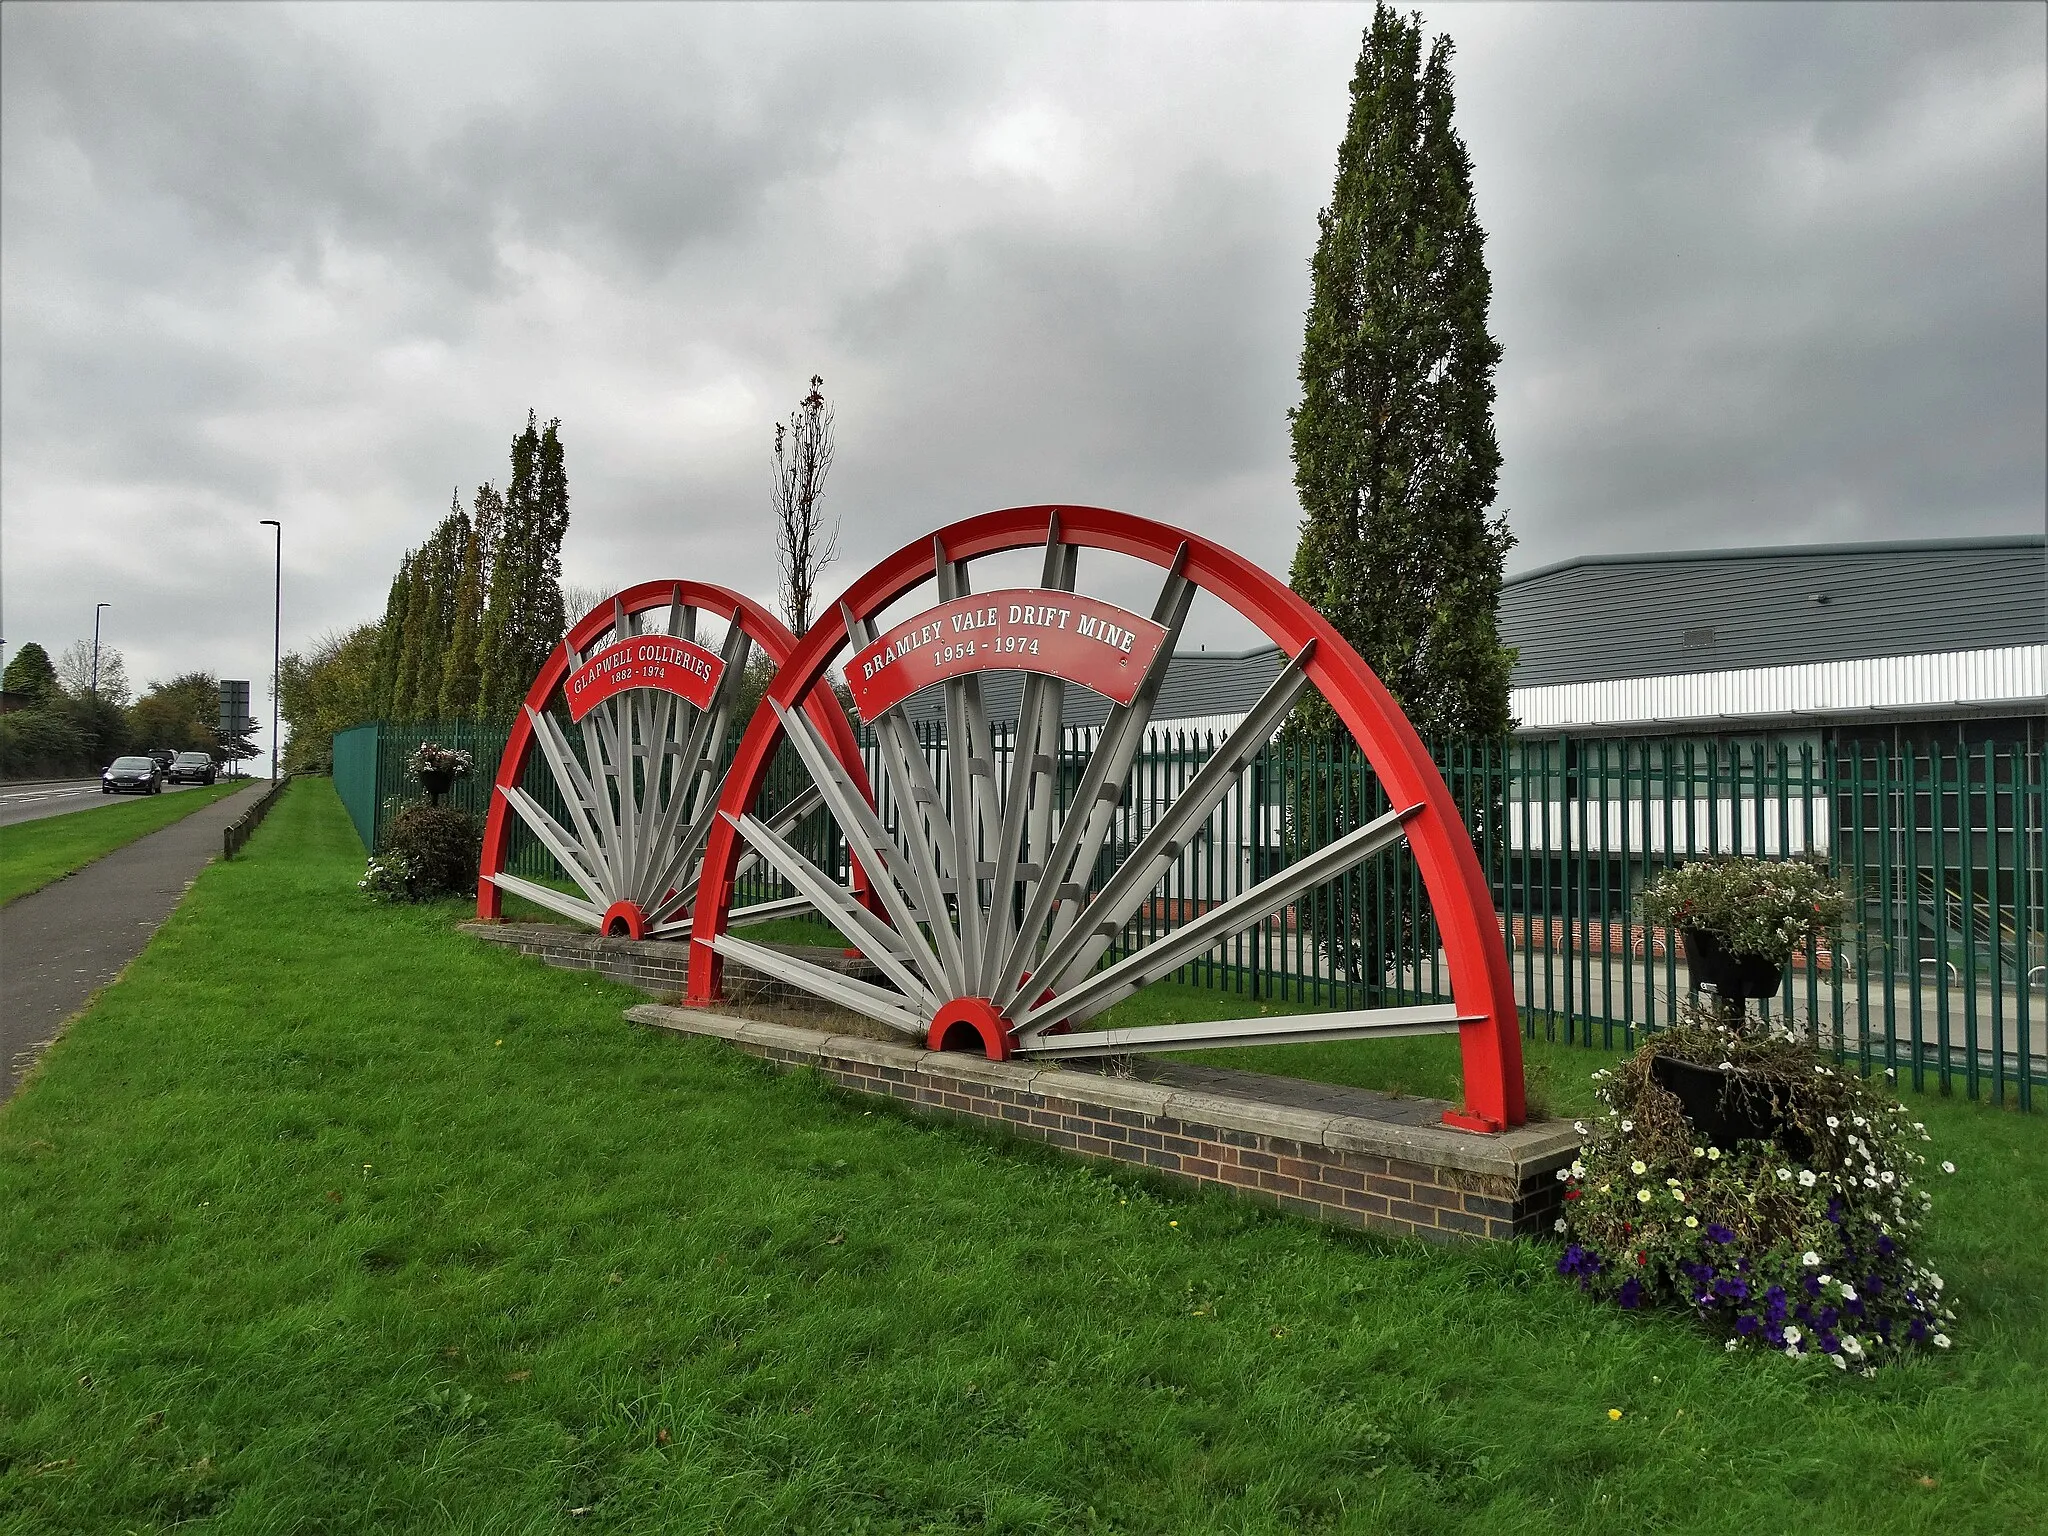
left=1510, top=645, right=2044, bottom=732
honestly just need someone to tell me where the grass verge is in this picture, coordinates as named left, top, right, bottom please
left=8, top=780, right=2036, bottom=1532
left=0, top=781, right=250, bottom=907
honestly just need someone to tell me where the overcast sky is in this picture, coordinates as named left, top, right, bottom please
left=4, top=1, right=2043, bottom=755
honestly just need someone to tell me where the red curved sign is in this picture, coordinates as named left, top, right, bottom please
left=565, top=637, right=724, bottom=722
left=847, top=588, right=1165, bottom=722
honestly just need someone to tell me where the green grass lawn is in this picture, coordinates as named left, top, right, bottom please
left=0, top=780, right=251, bottom=907
left=4, top=780, right=2042, bottom=1534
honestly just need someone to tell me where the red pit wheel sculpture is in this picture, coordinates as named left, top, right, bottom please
left=476, top=581, right=871, bottom=941
left=687, top=507, right=1527, bottom=1132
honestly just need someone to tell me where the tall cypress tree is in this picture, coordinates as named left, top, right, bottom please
left=478, top=411, right=570, bottom=718
left=392, top=548, right=435, bottom=719
left=1288, top=3, right=1515, bottom=741
left=439, top=482, right=500, bottom=718
left=371, top=558, right=413, bottom=719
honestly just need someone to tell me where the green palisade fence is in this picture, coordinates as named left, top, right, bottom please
left=335, top=718, right=2044, bottom=1106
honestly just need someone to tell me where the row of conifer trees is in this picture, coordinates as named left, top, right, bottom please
left=372, top=410, right=571, bottom=722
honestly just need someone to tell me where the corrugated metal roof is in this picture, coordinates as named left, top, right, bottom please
left=1500, top=535, right=2045, bottom=687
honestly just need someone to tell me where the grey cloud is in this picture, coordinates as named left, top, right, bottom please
left=2, top=2, right=2041, bottom=757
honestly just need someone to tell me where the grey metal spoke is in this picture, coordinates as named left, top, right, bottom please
left=711, top=931, right=928, bottom=1037
left=1017, top=802, right=1420, bottom=1036
left=1018, top=644, right=1314, bottom=1009
left=769, top=700, right=951, bottom=998
left=1018, top=1002, right=1465, bottom=1060
left=931, top=539, right=991, bottom=991
left=990, top=547, right=1194, bottom=1009
left=527, top=705, right=619, bottom=903
left=498, top=784, right=611, bottom=910
left=844, top=603, right=968, bottom=992
left=726, top=810, right=941, bottom=1012
left=978, top=520, right=1078, bottom=995
left=1039, top=549, right=1197, bottom=958
left=637, top=618, right=755, bottom=908
left=488, top=871, right=605, bottom=928
left=648, top=781, right=823, bottom=925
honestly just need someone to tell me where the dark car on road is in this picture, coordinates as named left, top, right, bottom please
left=103, top=755, right=163, bottom=795
left=166, top=751, right=217, bottom=785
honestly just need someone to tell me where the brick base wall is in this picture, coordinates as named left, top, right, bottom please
left=628, top=1005, right=1580, bottom=1244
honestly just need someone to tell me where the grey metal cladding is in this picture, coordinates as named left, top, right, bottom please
left=898, top=645, right=1289, bottom=731
left=1500, top=536, right=2046, bottom=688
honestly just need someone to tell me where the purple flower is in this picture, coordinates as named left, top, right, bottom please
left=1907, top=1318, right=1929, bottom=1343
left=1819, top=1305, right=1840, bottom=1330
left=1735, top=1315, right=1760, bottom=1336
left=1876, top=1235, right=1896, bottom=1258
left=1706, top=1223, right=1735, bottom=1245
left=1714, top=1277, right=1750, bottom=1302
left=1618, top=1277, right=1643, bottom=1310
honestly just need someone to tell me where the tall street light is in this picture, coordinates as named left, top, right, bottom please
left=260, top=520, right=281, bottom=781
left=91, top=602, right=110, bottom=698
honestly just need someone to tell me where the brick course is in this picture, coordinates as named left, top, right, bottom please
left=626, top=1003, right=1580, bottom=1244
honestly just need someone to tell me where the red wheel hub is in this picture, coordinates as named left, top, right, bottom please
left=927, top=997, right=1012, bottom=1061
left=600, top=901, right=647, bottom=940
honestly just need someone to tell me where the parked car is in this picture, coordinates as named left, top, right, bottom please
left=147, top=748, right=177, bottom=774
left=103, top=755, right=163, bottom=795
left=166, top=751, right=218, bottom=785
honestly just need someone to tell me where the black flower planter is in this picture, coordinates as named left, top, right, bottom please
left=1649, top=1054, right=1811, bottom=1159
left=1680, top=927, right=1785, bottom=1008
left=418, top=766, right=457, bottom=805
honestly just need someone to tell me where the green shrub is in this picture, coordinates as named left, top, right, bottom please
left=360, top=804, right=479, bottom=901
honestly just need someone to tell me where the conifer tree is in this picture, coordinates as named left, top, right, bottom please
left=1288, top=3, right=1515, bottom=741
left=478, top=411, right=570, bottom=717
left=392, top=547, right=435, bottom=719
left=439, top=482, right=500, bottom=718
left=2, top=642, right=59, bottom=706
left=371, top=560, right=411, bottom=719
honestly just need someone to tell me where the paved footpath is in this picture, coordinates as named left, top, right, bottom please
left=0, top=780, right=266, bottom=1104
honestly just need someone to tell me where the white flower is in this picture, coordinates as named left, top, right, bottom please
left=1802, top=1252, right=1820, bottom=1267
left=1931, top=1274, right=1944, bottom=1291
left=1843, top=1336, right=1862, bottom=1356
left=1725, top=1338, right=1741, bottom=1352
left=1693, top=1147, right=1705, bottom=1159
left=1818, top=1274, right=1832, bottom=1287
left=1840, top=1285, right=1857, bottom=1302
left=1880, top=1172, right=1894, bottom=1185
left=1826, top=1116, right=1840, bottom=1129
left=1557, top=1168, right=1571, bottom=1182
left=1555, top=1217, right=1569, bottom=1234
left=1933, top=1333, right=1951, bottom=1349
left=1832, top=1353, right=1848, bottom=1370
left=1620, top=1120, right=1634, bottom=1132
left=1798, top=1170, right=1818, bottom=1188
left=1631, top=1160, right=1647, bottom=1175
left=1785, top=1326, right=1803, bottom=1345
left=1942, top=1161, right=1955, bottom=1174
left=1684, top=1215, right=1698, bottom=1228
left=1707, top=1147, right=1721, bottom=1161
left=1571, top=1162, right=1586, bottom=1178
left=1776, top=1168, right=1794, bottom=1182
left=1638, top=1189, right=1653, bottom=1204
left=1574, top=1121, right=1588, bottom=1135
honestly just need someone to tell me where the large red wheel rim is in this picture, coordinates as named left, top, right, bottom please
left=685, top=508, right=1526, bottom=1131
left=476, top=579, right=874, bottom=937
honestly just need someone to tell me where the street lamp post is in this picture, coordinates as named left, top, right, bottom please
left=260, top=520, right=281, bottom=781
left=91, top=602, right=110, bottom=698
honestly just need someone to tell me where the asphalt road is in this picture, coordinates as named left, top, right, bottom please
left=0, top=775, right=258, bottom=829
left=0, top=779, right=266, bottom=1103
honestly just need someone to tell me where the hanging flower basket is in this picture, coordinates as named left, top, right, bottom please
left=409, top=742, right=473, bottom=806
left=1640, top=857, right=1847, bottom=1021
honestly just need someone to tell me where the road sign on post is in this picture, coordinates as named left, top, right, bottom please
left=219, top=680, right=252, bottom=737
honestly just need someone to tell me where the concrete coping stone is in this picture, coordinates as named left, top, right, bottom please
left=627, top=1003, right=1580, bottom=1180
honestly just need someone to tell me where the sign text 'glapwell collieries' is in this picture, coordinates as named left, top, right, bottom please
left=564, top=637, right=724, bottom=721
left=846, top=588, right=1166, bottom=721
